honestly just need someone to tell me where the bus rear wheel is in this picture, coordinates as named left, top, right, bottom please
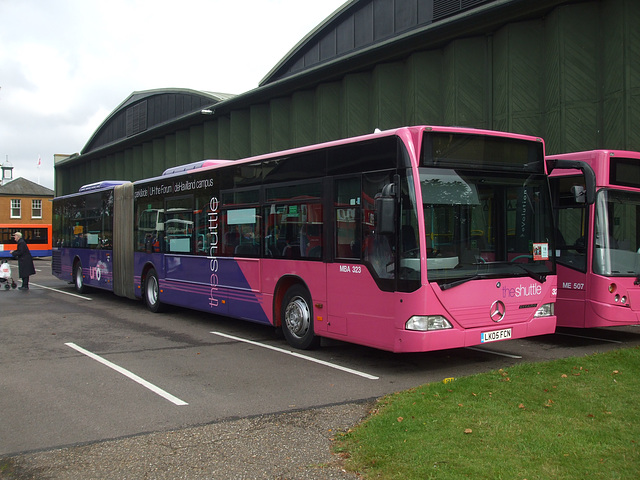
left=144, top=268, right=164, bottom=313
left=281, top=285, right=320, bottom=350
left=73, top=261, right=86, bottom=294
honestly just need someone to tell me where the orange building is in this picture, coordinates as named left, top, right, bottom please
left=0, top=176, right=54, bottom=257
left=0, top=177, right=53, bottom=225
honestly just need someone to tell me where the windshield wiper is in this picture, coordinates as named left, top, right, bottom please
left=511, top=263, right=546, bottom=283
left=438, top=262, right=547, bottom=290
left=439, top=274, right=483, bottom=290
left=477, top=260, right=547, bottom=283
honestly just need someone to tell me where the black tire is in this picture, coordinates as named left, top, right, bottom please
left=281, top=285, right=320, bottom=350
left=73, top=261, right=86, bottom=294
left=144, top=268, right=164, bottom=313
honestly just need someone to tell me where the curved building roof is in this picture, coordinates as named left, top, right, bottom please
left=82, top=88, right=235, bottom=155
left=261, top=0, right=499, bottom=86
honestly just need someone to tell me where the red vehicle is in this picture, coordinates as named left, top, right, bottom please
left=0, top=224, right=52, bottom=258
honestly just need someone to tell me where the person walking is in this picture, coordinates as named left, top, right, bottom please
left=11, top=232, right=36, bottom=290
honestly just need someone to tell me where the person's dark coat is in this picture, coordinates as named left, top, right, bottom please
left=11, top=238, right=36, bottom=278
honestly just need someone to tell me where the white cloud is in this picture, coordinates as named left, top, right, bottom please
left=0, top=0, right=347, bottom=189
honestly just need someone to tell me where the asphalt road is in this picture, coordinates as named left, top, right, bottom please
left=1, top=258, right=639, bottom=478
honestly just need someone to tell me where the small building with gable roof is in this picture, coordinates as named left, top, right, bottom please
left=0, top=177, right=54, bottom=225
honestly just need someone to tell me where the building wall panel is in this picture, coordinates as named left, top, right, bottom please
left=292, top=90, right=316, bottom=148
left=316, top=82, right=342, bottom=143
left=55, top=0, right=640, bottom=196
left=372, top=62, right=405, bottom=131
left=406, top=50, right=443, bottom=126
left=493, top=20, right=544, bottom=136
left=343, top=72, right=371, bottom=137
left=443, top=37, right=488, bottom=128
left=189, top=124, right=205, bottom=162
left=250, top=104, right=270, bottom=156
left=230, top=110, right=251, bottom=160
left=270, top=97, right=292, bottom=152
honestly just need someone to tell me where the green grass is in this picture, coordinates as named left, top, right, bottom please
left=334, top=347, right=640, bottom=479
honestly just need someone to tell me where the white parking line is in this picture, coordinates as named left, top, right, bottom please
left=466, top=346, right=523, bottom=359
left=29, top=283, right=92, bottom=300
left=65, top=342, right=188, bottom=406
left=211, top=331, right=379, bottom=380
left=555, top=332, right=622, bottom=344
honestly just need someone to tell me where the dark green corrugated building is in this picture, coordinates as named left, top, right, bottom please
left=54, top=0, right=640, bottom=196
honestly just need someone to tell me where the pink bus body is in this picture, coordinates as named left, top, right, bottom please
left=548, top=149, right=640, bottom=328
left=53, top=126, right=557, bottom=352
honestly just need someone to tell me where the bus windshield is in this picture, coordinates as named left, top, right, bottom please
left=420, top=168, right=555, bottom=287
left=593, top=189, right=640, bottom=276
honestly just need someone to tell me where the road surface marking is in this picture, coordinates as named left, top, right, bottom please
left=466, top=346, right=523, bottom=359
left=211, top=331, right=379, bottom=380
left=65, top=342, right=188, bottom=406
left=555, top=332, right=622, bottom=344
left=30, top=283, right=92, bottom=300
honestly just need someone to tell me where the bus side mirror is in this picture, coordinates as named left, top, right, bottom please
left=375, top=183, right=396, bottom=235
left=571, top=185, right=586, bottom=203
left=546, top=159, right=596, bottom=204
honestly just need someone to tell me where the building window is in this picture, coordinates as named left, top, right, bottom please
left=32, top=199, right=42, bottom=219
left=10, top=199, right=21, bottom=219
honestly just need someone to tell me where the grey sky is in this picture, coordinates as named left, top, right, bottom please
left=0, top=0, right=346, bottom=189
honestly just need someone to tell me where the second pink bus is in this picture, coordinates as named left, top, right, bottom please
left=548, top=149, right=640, bottom=328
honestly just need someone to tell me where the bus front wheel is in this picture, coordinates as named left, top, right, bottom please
left=144, top=269, right=164, bottom=313
left=73, top=261, right=86, bottom=294
left=281, top=285, right=320, bottom=350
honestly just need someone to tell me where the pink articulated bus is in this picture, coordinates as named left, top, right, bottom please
left=53, top=126, right=558, bottom=352
left=548, top=149, right=640, bottom=328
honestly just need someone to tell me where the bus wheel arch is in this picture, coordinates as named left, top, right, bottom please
left=274, top=277, right=320, bottom=350
left=72, top=257, right=86, bottom=293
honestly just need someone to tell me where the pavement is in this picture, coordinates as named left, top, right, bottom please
left=0, top=401, right=373, bottom=480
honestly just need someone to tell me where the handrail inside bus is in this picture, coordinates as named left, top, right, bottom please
left=546, top=158, right=596, bottom=204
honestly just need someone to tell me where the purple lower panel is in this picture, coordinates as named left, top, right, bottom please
left=54, top=248, right=115, bottom=292
left=135, top=254, right=270, bottom=324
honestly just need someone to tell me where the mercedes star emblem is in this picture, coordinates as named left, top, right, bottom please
left=490, top=300, right=506, bottom=323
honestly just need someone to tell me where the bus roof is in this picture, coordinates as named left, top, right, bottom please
left=78, top=180, right=130, bottom=192
left=153, top=125, right=545, bottom=180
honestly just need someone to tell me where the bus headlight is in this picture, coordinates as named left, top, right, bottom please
left=534, top=303, right=554, bottom=318
left=406, top=315, right=453, bottom=331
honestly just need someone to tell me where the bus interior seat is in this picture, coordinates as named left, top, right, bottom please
left=282, top=245, right=300, bottom=258
left=235, top=243, right=258, bottom=255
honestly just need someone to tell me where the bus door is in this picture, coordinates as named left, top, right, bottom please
left=548, top=159, right=596, bottom=327
left=326, top=173, right=398, bottom=347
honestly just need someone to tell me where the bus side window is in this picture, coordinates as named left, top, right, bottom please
left=227, top=207, right=260, bottom=257
left=363, top=172, right=396, bottom=279
left=334, top=177, right=361, bottom=260
left=551, top=177, right=588, bottom=272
